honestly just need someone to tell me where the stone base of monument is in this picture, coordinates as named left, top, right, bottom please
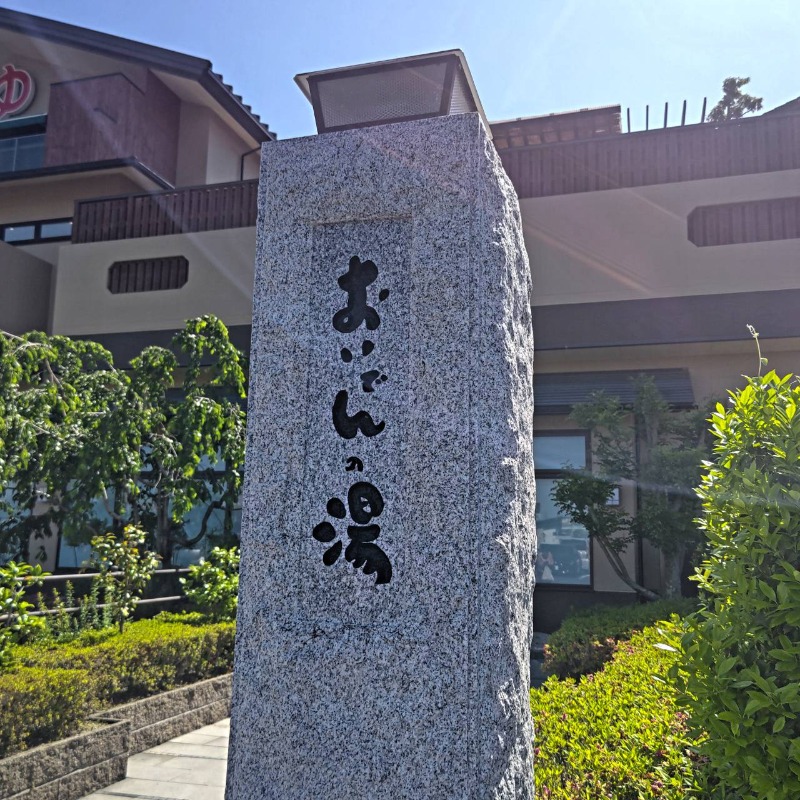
left=227, top=112, right=536, bottom=800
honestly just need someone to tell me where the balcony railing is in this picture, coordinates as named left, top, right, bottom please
left=72, top=179, right=259, bottom=244
left=498, top=112, right=800, bottom=199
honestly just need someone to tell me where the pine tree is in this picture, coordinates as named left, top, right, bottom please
left=706, top=77, right=763, bottom=123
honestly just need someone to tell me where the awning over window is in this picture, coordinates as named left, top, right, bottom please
left=534, top=368, right=694, bottom=415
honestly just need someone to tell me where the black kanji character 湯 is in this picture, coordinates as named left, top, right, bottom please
left=312, top=481, right=392, bottom=584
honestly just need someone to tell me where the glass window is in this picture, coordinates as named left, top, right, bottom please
left=534, top=434, right=587, bottom=470
left=534, top=433, right=591, bottom=586
left=0, top=139, right=15, bottom=173
left=57, top=541, right=93, bottom=570
left=57, top=492, right=116, bottom=569
left=14, top=134, right=45, bottom=171
left=0, top=134, right=45, bottom=174
left=1, top=218, right=73, bottom=245
left=40, top=220, right=73, bottom=240
left=3, top=224, right=35, bottom=242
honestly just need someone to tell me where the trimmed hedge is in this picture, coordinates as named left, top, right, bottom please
left=544, top=598, right=696, bottom=679
left=1, top=615, right=235, bottom=756
left=0, top=667, right=94, bottom=756
left=16, top=615, right=235, bottom=705
left=531, top=624, right=698, bottom=800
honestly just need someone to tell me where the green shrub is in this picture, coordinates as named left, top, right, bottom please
left=544, top=598, right=696, bottom=679
left=0, top=561, right=48, bottom=665
left=675, top=371, right=800, bottom=800
left=16, top=615, right=235, bottom=705
left=532, top=624, right=698, bottom=800
left=0, top=667, right=94, bottom=756
left=180, top=546, right=239, bottom=621
left=92, top=526, right=161, bottom=632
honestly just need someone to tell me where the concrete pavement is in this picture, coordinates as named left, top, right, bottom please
left=81, top=718, right=230, bottom=800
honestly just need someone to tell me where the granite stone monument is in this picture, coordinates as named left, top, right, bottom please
left=227, top=110, right=536, bottom=799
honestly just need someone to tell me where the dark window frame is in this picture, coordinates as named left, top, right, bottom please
left=0, top=216, right=73, bottom=245
left=534, top=429, right=594, bottom=591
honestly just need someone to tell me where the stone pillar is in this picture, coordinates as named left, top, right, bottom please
left=227, top=113, right=536, bottom=800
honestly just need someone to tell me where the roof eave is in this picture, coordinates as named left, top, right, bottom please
left=0, top=8, right=274, bottom=142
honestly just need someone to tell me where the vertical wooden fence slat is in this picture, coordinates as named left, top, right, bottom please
left=69, top=179, right=278, bottom=242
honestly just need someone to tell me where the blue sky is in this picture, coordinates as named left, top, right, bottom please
left=4, top=0, right=798, bottom=139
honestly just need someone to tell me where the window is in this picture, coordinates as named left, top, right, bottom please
left=533, top=432, right=591, bottom=586
left=2, top=224, right=35, bottom=242
left=0, top=133, right=45, bottom=173
left=40, top=220, right=74, bottom=239
left=0, top=115, right=47, bottom=175
left=0, top=218, right=72, bottom=245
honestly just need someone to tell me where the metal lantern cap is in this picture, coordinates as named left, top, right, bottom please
left=294, top=50, right=489, bottom=135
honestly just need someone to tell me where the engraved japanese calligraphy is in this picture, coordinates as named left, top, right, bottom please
left=312, top=253, right=393, bottom=583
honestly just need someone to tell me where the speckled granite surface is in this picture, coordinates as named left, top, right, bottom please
left=227, top=113, right=536, bottom=800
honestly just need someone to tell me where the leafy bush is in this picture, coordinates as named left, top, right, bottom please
left=532, top=624, right=698, bottom=800
left=92, top=526, right=160, bottom=632
left=180, top=546, right=239, bottom=620
left=15, top=615, right=235, bottom=705
left=0, top=561, right=47, bottom=665
left=544, top=598, right=696, bottom=679
left=675, top=370, right=800, bottom=800
left=0, top=667, right=94, bottom=756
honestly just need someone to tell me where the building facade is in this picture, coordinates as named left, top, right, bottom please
left=3, top=8, right=800, bottom=629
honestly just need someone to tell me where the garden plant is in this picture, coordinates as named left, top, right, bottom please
left=0, top=315, right=247, bottom=565
left=1, top=613, right=235, bottom=756
left=532, top=621, right=698, bottom=799
left=543, top=597, right=695, bottom=679
left=180, top=545, right=240, bottom=621
left=674, top=357, right=800, bottom=800
left=91, top=526, right=161, bottom=632
left=0, top=560, right=47, bottom=665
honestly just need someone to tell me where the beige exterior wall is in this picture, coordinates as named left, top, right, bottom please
left=522, top=168, right=800, bottom=306
left=206, top=115, right=252, bottom=184
left=174, top=104, right=212, bottom=186
left=174, top=105, right=255, bottom=186
left=50, top=227, right=256, bottom=336
left=0, top=173, right=145, bottom=231
left=0, top=241, right=52, bottom=333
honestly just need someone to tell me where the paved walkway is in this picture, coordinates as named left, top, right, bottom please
left=82, top=718, right=229, bottom=800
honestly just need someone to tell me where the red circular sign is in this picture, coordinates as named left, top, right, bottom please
left=0, top=64, right=35, bottom=120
